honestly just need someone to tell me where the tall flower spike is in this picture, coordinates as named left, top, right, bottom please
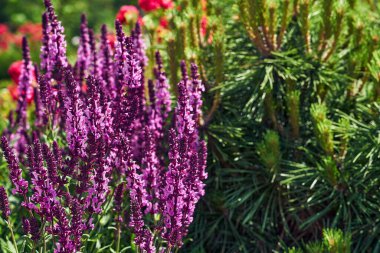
left=40, top=12, right=50, bottom=74
left=114, top=182, right=125, bottom=222
left=70, top=199, right=86, bottom=250
left=29, top=217, right=40, bottom=242
left=64, top=68, right=88, bottom=157
left=88, top=29, right=99, bottom=76
left=175, top=62, right=194, bottom=138
left=132, top=22, right=148, bottom=84
left=38, top=74, right=52, bottom=120
left=190, top=63, right=204, bottom=130
left=128, top=164, right=156, bottom=253
left=75, top=14, right=90, bottom=83
left=15, top=37, right=33, bottom=129
left=154, top=51, right=171, bottom=121
left=52, top=204, right=74, bottom=252
left=161, top=129, right=187, bottom=247
left=42, top=143, right=59, bottom=186
left=99, top=24, right=114, bottom=97
left=30, top=139, right=58, bottom=220
left=114, top=20, right=126, bottom=92
left=44, top=0, right=68, bottom=74
left=34, top=65, right=44, bottom=127
left=1, top=136, right=28, bottom=195
left=22, top=217, right=31, bottom=235
left=142, top=126, right=160, bottom=214
left=0, top=187, right=10, bottom=220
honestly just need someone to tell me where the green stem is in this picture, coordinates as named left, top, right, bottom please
left=115, top=222, right=121, bottom=253
left=7, top=220, right=19, bottom=253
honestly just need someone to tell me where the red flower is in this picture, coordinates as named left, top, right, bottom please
left=201, top=15, right=208, bottom=37
left=139, top=0, right=161, bottom=12
left=116, top=5, right=139, bottom=25
left=0, top=24, right=9, bottom=35
left=159, top=17, right=169, bottom=29
left=8, top=61, right=23, bottom=84
left=139, top=0, right=173, bottom=12
left=160, top=0, right=174, bottom=9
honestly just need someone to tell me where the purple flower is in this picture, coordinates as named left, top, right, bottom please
left=16, top=37, right=33, bottom=129
left=154, top=51, right=171, bottom=121
left=142, top=126, right=160, bottom=214
left=63, top=68, right=88, bottom=157
left=2, top=1, right=208, bottom=251
left=88, top=29, right=99, bottom=77
left=40, top=12, right=51, bottom=74
left=53, top=204, right=74, bottom=252
left=0, top=186, right=10, bottom=220
left=44, top=0, right=68, bottom=73
left=128, top=164, right=156, bottom=253
left=70, top=199, right=86, bottom=250
left=99, top=24, right=115, bottom=98
left=22, top=217, right=31, bottom=234
left=29, top=217, right=40, bottom=242
left=29, top=139, right=59, bottom=219
left=1, top=136, right=28, bottom=195
left=42, top=143, right=59, bottom=186
left=75, top=14, right=90, bottom=83
left=114, top=182, right=125, bottom=222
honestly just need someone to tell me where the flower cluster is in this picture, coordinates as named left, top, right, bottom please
left=1, top=0, right=207, bottom=252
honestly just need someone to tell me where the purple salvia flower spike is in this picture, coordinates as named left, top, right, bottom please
left=40, top=12, right=50, bottom=74
left=154, top=51, right=171, bottom=121
left=99, top=24, right=114, bottom=98
left=16, top=37, right=33, bottom=129
left=76, top=14, right=91, bottom=83
left=0, top=187, right=10, bottom=219
left=29, top=217, right=40, bottom=242
left=88, top=29, right=100, bottom=77
left=22, top=217, right=31, bottom=235
left=114, top=182, right=125, bottom=222
left=1, top=136, right=28, bottom=195
left=70, top=199, right=86, bottom=250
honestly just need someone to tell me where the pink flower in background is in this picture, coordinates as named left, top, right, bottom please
left=160, top=0, right=174, bottom=9
left=139, top=0, right=161, bottom=12
left=116, top=5, right=140, bottom=25
left=201, top=16, right=208, bottom=37
left=159, top=17, right=169, bottom=29
left=139, top=0, right=173, bottom=12
left=0, top=24, right=9, bottom=35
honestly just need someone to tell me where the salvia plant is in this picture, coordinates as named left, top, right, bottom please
left=0, top=0, right=207, bottom=252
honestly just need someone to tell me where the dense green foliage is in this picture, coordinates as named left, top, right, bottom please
left=186, top=0, right=380, bottom=252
